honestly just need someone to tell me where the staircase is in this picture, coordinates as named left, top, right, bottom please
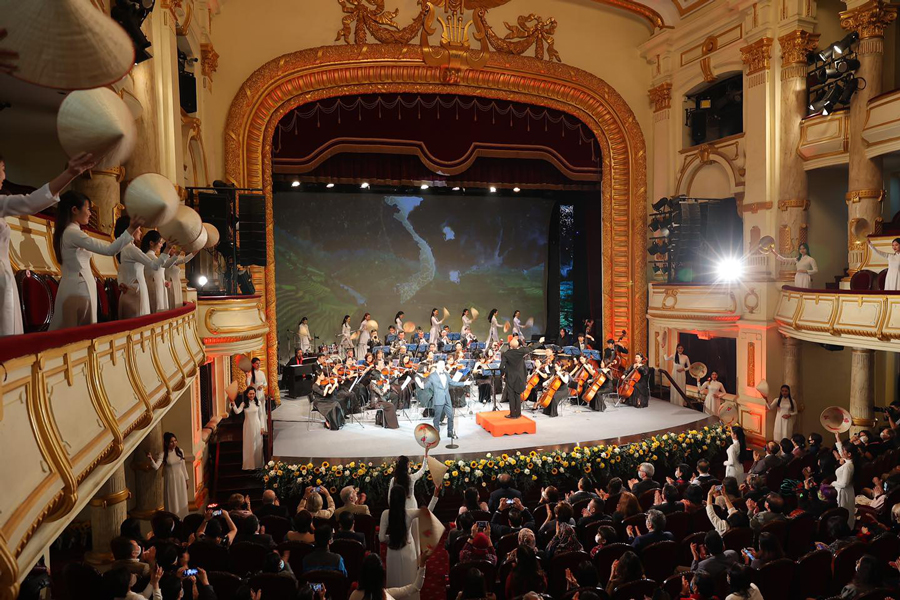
left=208, top=417, right=266, bottom=505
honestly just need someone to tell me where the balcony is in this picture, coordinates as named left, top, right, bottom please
left=647, top=283, right=742, bottom=329
left=196, top=295, right=269, bottom=357
left=774, top=286, right=900, bottom=352
left=0, top=306, right=205, bottom=597
left=798, top=110, right=849, bottom=170
left=862, top=88, right=900, bottom=159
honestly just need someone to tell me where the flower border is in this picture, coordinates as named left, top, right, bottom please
left=259, top=425, right=730, bottom=499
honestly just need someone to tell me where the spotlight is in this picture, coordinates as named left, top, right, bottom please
left=291, top=180, right=300, bottom=188
left=452, top=187, right=461, bottom=191
left=326, top=183, right=335, bottom=188
left=197, top=275, right=208, bottom=287
left=648, top=240, right=669, bottom=255
left=420, top=184, right=429, bottom=190
left=652, top=197, right=670, bottom=211
left=360, top=182, right=370, bottom=189
left=659, top=227, right=670, bottom=237
left=833, top=32, right=858, bottom=56
left=818, top=47, right=834, bottom=61
left=836, top=58, right=860, bottom=74
left=112, top=0, right=155, bottom=64
left=513, top=187, right=521, bottom=193
left=715, top=257, right=744, bottom=282
left=815, top=66, right=839, bottom=83
left=489, top=186, right=497, bottom=193
left=649, top=218, right=661, bottom=232
left=821, top=83, right=843, bottom=115
left=839, top=78, right=860, bottom=104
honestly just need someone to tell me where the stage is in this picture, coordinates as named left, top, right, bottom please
left=271, top=394, right=716, bottom=462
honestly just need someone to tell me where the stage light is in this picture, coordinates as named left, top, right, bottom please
left=513, top=187, right=521, bottom=193
left=197, top=275, right=208, bottom=287
left=326, top=183, right=335, bottom=188
left=818, top=47, right=833, bottom=61
left=489, top=186, right=497, bottom=193
left=659, top=227, right=670, bottom=237
left=360, top=182, right=370, bottom=189
left=649, top=218, right=661, bottom=231
left=839, top=78, right=860, bottom=104
left=420, top=184, right=429, bottom=190
left=652, top=197, right=670, bottom=211
left=452, top=187, right=461, bottom=191
left=291, top=180, right=300, bottom=188
left=836, top=57, right=860, bottom=74
left=833, top=32, right=858, bottom=56
left=715, top=256, right=744, bottom=282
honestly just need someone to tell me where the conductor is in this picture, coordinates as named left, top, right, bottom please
left=500, top=337, right=530, bottom=419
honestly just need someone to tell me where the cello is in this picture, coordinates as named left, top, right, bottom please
left=617, top=363, right=642, bottom=399
left=608, top=330, right=629, bottom=380
left=582, top=368, right=608, bottom=403
left=535, top=359, right=567, bottom=409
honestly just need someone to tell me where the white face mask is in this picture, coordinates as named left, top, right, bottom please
left=595, top=533, right=603, bottom=544
left=860, top=436, right=869, bottom=444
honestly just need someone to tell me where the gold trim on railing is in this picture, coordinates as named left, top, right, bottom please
left=88, top=489, right=132, bottom=509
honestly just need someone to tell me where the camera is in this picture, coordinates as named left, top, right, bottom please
left=476, top=521, right=488, bottom=530
left=183, top=568, right=198, bottom=577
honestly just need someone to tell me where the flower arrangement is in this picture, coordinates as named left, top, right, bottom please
left=258, top=424, right=730, bottom=499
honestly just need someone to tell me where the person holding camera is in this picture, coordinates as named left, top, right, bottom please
left=298, top=485, right=336, bottom=520
left=460, top=524, right=497, bottom=565
left=195, top=505, right=238, bottom=548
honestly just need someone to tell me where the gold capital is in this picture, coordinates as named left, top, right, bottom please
left=740, top=37, right=773, bottom=75
left=840, top=0, right=898, bottom=39
left=648, top=82, right=672, bottom=112
left=778, top=30, right=820, bottom=66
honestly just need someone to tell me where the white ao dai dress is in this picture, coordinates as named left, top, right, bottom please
left=149, top=450, right=190, bottom=518
left=428, top=316, right=443, bottom=344
left=232, top=400, right=266, bottom=470
left=379, top=492, right=438, bottom=600
left=724, top=438, right=745, bottom=485
left=833, top=442, right=855, bottom=528
left=700, top=380, right=725, bottom=416
left=869, top=242, right=900, bottom=291
left=768, top=396, right=797, bottom=441
left=145, top=250, right=177, bottom=313
left=117, top=245, right=168, bottom=319
left=165, top=253, right=194, bottom=308
left=357, top=320, right=371, bottom=359
left=0, top=184, right=59, bottom=335
left=663, top=352, right=690, bottom=406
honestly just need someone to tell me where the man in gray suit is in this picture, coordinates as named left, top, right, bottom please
left=425, top=360, right=468, bottom=439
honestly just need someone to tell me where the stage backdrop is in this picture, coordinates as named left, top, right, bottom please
left=273, top=189, right=554, bottom=350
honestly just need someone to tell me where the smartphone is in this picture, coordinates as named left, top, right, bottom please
left=741, top=549, right=755, bottom=560
left=715, top=485, right=723, bottom=492
left=212, top=510, right=223, bottom=517
left=505, top=499, right=515, bottom=505
left=183, top=568, right=198, bottom=577
left=311, top=583, right=325, bottom=592
left=476, top=521, right=488, bottom=529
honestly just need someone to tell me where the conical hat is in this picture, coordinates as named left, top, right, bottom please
left=471, top=307, right=479, bottom=320
left=718, top=401, right=738, bottom=425
left=57, top=87, right=136, bottom=170
left=756, top=380, right=769, bottom=398
left=402, top=321, right=417, bottom=334
left=158, top=205, right=203, bottom=247
left=202, top=223, right=220, bottom=248
left=1, top=0, right=135, bottom=90
left=225, top=381, right=239, bottom=402
left=184, top=226, right=208, bottom=254
left=427, top=455, right=447, bottom=480
left=417, top=506, right=445, bottom=557
left=820, top=406, right=852, bottom=433
left=237, top=354, right=252, bottom=372
left=123, top=174, right=179, bottom=228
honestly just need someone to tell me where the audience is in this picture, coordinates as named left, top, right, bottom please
left=254, top=489, right=288, bottom=519
left=746, top=532, right=783, bottom=569
left=628, top=509, right=674, bottom=553
left=605, top=550, right=644, bottom=595
left=334, top=510, right=366, bottom=544
left=302, top=524, right=348, bottom=576
left=505, top=544, right=547, bottom=598
left=567, top=477, right=599, bottom=505
left=287, top=509, right=316, bottom=544
left=652, top=484, right=685, bottom=515
left=630, top=462, right=662, bottom=497
left=489, top=474, right=522, bottom=511
left=724, top=564, right=763, bottom=600
left=233, top=515, right=276, bottom=549
left=335, top=485, right=370, bottom=516
left=298, top=487, right=336, bottom=520
left=458, top=567, right=496, bottom=600
left=459, top=528, right=497, bottom=565
left=748, top=492, right=786, bottom=533
left=459, top=487, right=489, bottom=514
left=545, top=521, right=583, bottom=559
left=691, top=530, right=738, bottom=577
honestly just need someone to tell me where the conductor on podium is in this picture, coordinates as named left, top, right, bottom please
left=500, top=337, right=530, bottom=419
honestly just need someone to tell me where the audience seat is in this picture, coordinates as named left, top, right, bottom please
left=330, top=538, right=366, bottom=583
left=467, top=510, right=492, bottom=524
left=766, top=465, right=786, bottom=492
left=561, top=587, right=610, bottom=600
left=259, top=515, right=291, bottom=544
left=753, top=557, right=794, bottom=600
left=609, top=578, right=657, bottom=600
left=205, top=571, right=242, bottom=600
left=760, top=518, right=788, bottom=547
left=570, top=498, right=590, bottom=516
left=868, top=532, right=900, bottom=566
left=299, top=570, right=350, bottom=600
left=278, top=541, right=314, bottom=574
left=581, top=520, right=604, bottom=550
left=447, top=560, right=496, bottom=600
left=15, top=270, right=53, bottom=332
left=353, top=513, right=376, bottom=552
left=532, top=503, right=555, bottom=528
left=229, top=541, right=269, bottom=576
left=250, top=573, right=298, bottom=600
left=817, top=508, right=850, bottom=542
left=792, top=549, right=833, bottom=599
left=689, top=508, right=713, bottom=534
left=637, top=490, right=657, bottom=513
left=830, top=541, right=868, bottom=594
left=62, top=562, right=102, bottom=600
left=497, top=531, right=520, bottom=563
left=618, top=513, right=647, bottom=540
left=857, top=589, right=899, bottom=600
left=678, top=532, right=706, bottom=567
left=604, top=494, right=621, bottom=515
left=548, top=550, right=592, bottom=598
left=876, top=269, right=888, bottom=290
left=722, top=527, right=753, bottom=553
left=449, top=534, right=469, bottom=565
left=664, top=511, right=689, bottom=542
left=850, top=270, right=876, bottom=291
left=640, top=541, right=678, bottom=583
left=661, top=572, right=691, bottom=599
left=188, top=541, right=230, bottom=572
left=181, top=513, right=205, bottom=542
left=592, top=543, right=631, bottom=583
left=785, top=512, right=816, bottom=558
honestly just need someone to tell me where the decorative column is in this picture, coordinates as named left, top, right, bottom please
left=648, top=81, right=673, bottom=283
left=781, top=336, right=803, bottom=412
left=849, top=347, right=876, bottom=434
left=85, top=465, right=130, bottom=565
left=72, top=167, right=124, bottom=235
left=776, top=31, right=819, bottom=281
left=130, top=424, right=164, bottom=519
left=840, top=0, right=897, bottom=272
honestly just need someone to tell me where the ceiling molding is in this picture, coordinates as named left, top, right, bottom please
left=588, top=0, right=668, bottom=29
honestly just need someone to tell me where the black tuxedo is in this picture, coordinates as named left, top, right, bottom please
left=500, top=347, right=530, bottom=417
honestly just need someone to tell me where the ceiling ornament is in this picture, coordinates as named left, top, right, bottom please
left=335, top=0, right=559, bottom=81
left=588, top=0, right=666, bottom=29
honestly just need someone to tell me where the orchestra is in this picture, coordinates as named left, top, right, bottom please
left=282, top=309, right=652, bottom=431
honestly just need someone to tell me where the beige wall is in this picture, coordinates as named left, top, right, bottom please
left=205, top=0, right=655, bottom=183
left=0, top=131, right=68, bottom=189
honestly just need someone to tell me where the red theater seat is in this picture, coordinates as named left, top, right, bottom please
left=849, top=270, right=875, bottom=291
left=15, top=270, right=53, bottom=332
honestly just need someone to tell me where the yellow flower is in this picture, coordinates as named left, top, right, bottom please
left=316, top=478, right=322, bottom=485
left=322, top=461, right=330, bottom=468
left=277, top=470, right=283, bottom=476
left=652, top=455, right=658, bottom=460
left=313, top=468, right=321, bottom=474
left=452, top=470, right=459, bottom=477
left=499, top=461, right=506, bottom=467
left=532, top=475, right=538, bottom=480
left=551, top=468, right=558, bottom=475
left=444, top=481, right=451, bottom=487
left=584, top=466, right=591, bottom=473
left=527, top=463, right=534, bottom=469
left=529, top=451, right=537, bottom=457
left=599, top=462, right=606, bottom=469
left=263, top=475, right=269, bottom=482
left=487, top=461, right=495, bottom=468
left=502, top=454, right=509, bottom=460
left=470, top=461, right=477, bottom=468
left=491, top=475, right=497, bottom=480
left=514, top=468, right=521, bottom=473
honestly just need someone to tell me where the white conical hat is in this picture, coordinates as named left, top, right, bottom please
left=158, top=205, right=203, bottom=247
left=184, top=226, right=208, bottom=254
left=57, top=88, right=136, bottom=170
left=202, top=223, right=220, bottom=248
left=123, top=174, right=179, bottom=228
left=1, top=0, right=135, bottom=90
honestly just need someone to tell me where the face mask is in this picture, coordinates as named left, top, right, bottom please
left=279, top=560, right=285, bottom=571
left=595, top=534, right=603, bottom=544
left=860, top=436, right=869, bottom=443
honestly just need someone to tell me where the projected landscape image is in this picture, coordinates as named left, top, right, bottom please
left=273, top=191, right=552, bottom=352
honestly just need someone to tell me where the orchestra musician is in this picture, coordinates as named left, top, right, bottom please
left=500, top=337, right=530, bottom=418
left=369, top=328, right=381, bottom=350
left=288, top=348, right=304, bottom=367
left=486, top=308, right=501, bottom=346
left=428, top=308, right=444, bottom=343
left=625, top=353, right=650, bottom=409
left=391, top=330, right=408, bottom=354
left=366, top=376, right=400, bottom=429
left=297, top=317, right=311, bottom=353
left=576, top=333, right=590, bottom=353
left=311, top=372, right=345, bottom=430
left=473, top=349, right=496, bottom=405
left=541, top=358, right=571, bottom=418
left=583, top=318, right=596, bottom=345
left=558, top=328, right=572, bottom=347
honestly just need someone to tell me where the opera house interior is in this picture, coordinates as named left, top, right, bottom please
left=2, top=0, right=900, bottom=599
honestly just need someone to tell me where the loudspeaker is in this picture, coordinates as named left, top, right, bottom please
left=197, top=191, right=232, bottom=256
left=179, top=71, right=197, bottom=114
left=238, top=193, right=266, bottom=266
left=690, top=110, right=707, bottom=145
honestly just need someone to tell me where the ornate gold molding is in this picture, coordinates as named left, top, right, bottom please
left=648, top=82, right=672, bottom=112
left=778, top=30, right=820, bottom=66
left=778, top=198, right=810, bottom=211
left=222, top=44, right=649, bottom=390
left=739, top=200, right=773, bottom=215
left=740, top=37, right=772, bottom=75
left=699, top=57, right=716, bottom=82
left=200, top=43, right=219, bottom=82
left=588, top=0, right=666, bottom=29
left=746, top=341, right=756, bottom=388
left=89, top=489, right=132, bottom=508
left=846, top=189, right=886, bottom=204
left=840, top=0, right=898, bottom=40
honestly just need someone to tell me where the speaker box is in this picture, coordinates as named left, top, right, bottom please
left=690, top=110, right=707, bottom=145
left=238, top=193, right=266, bottom=266
left=179, top=71, right=197, bottom=114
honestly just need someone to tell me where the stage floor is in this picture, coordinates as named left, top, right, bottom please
left=272, top=394, right=714, bottom=462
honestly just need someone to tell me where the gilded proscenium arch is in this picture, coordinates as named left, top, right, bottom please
left=223, top=44, right=648, bottom=390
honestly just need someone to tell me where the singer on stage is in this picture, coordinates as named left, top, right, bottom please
left=424, top=360, right=468, bottom=440
left=500, top=337, right=530, bottom=419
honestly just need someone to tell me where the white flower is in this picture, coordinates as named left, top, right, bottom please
left=464, top=467, right=471, bottom=473
left=464, top=477, right=469, bottom=482
left=444, top=473, right=450, bottom=479
left=486, top=453, right=492, bottom=458
left=458, top=460, right=465, bottom=467
left=474, top=470, right=483, bottom=477
left=366, top=477, right=371, bottom=482
left=344, top=470, right=350, bottom=476
left=267, top=461, right=275, bottom=467
left=524, top=469, right=530, bottom=475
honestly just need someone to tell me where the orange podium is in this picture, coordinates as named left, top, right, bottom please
left=475, top=411, right=536, bottom=437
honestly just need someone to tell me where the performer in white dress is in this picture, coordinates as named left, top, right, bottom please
left=485, top=308, right=500, bottom=347
left=165, top=252, right=194, bottom=309
left=297, top=317, right=311, bottom=352
left=388, top=455, right=429, bottom=555
left=428, top=308, right=443, bottom=343
left=699, top=371, right=726, bottom=416
left=833, top=433, right=856, bottom=528
left=394, top=311, right=405, bottom=334
left=724, top=426, right=746, bottom=485
left=0, top=152, right=99, bottom=335
left=868, top=238, right=900, bottom=291
left=50, top=192, right=143, bottom=330
left=460, top=308, right=473, bottom=340
left=357, top=312, right=372, bottom=359
left=147, top=432, right=190, bottom=518
left=248, top=357, right=268, bottom=397
left=380, top=478, right=439, bottom=600
left=230, top=387, right=266, bottom=470
left=340, top=315, right=354, bottom=358
left=512, top=310, right=525, bottom=341
left=773, top=243, right=818, bottom=288
left=115, top=221, right=170, bottom=319
left=143, top=233, right=177, bottom=314
left=767, top=384, right=798, bottom=441
left=663, top=344, right=691, bottom=406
